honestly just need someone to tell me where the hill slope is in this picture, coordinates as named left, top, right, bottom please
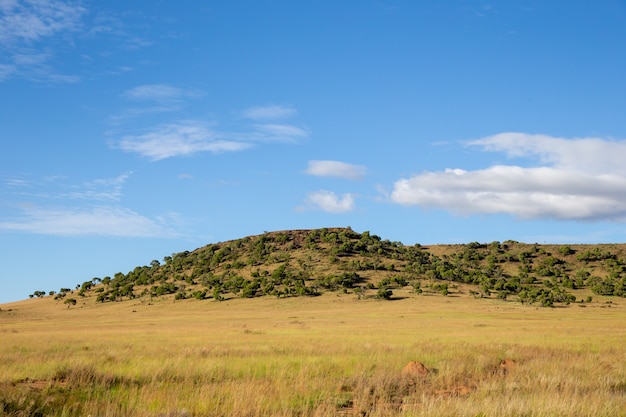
left=30, top=227, right=626, bottom=307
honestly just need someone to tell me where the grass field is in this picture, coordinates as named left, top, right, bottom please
left=2, top=290, right=626, bottom=416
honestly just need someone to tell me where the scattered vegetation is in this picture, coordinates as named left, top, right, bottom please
left=7, top=228, right=626, bottom=416
left=29, top=228, right=626, bottom=308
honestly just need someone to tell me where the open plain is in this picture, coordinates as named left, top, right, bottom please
left=2, top=289, right=626, bottom=416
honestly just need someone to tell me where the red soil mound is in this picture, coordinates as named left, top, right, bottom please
left=401, top=361, right=431, bottom=379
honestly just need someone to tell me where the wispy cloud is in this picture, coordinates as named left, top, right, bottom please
left=113, top=101, right=309, bottom=160
left=303, top=190, right=355, bottom=213
left=391, top=133, right=626, bottom=222
left=110, top=84, right=205, bottom=124
left=3, top=176, right=31, bottom=188
left=116, top=121, right=252, bottom=161
left=3, top=173, right=129, bottom=200
left=252, top=123, right=309, bottom=142
left=242, top=104, right=297, bottom=120
left=0, top=0, right=84, bottom=44
left=0, top=1, right=156, bottom=82
left=0, top=0, right=85, bottom=82
left=122, top=84, right=202, bottom=102
left=59, top=173, right=130, bottom=202
left=0, top=206, right=178, bottom=237
left=306, top=160, right=367, bottom=180
left=0, top=173, right=179, bottom=237
left=86, top=11, right=152, bottom=51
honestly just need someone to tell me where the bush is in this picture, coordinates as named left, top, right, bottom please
left=376, top=287, right=393, bottom=300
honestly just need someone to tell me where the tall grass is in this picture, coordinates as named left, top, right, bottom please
left=1, top=292, right=626, bottom=416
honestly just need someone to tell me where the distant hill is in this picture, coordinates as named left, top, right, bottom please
left=30, top=227, right=626, bottom=307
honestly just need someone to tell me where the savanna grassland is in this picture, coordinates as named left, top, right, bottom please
left=2, top=292, right=626, bottom=416
left=3, top=228, right=626, bottom=416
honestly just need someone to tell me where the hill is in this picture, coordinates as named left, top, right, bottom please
left=28, top=227, right=626, bottom=308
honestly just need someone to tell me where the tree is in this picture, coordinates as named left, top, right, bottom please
left=64, top=298, right=77, bottom=308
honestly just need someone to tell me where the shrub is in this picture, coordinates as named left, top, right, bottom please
left=376, top=287, right=393, bottom=300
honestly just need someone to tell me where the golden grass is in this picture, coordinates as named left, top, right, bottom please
left=2, top=291, right=626, bottom=416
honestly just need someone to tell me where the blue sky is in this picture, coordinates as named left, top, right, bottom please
left=2, top=1, right=626, bottom=303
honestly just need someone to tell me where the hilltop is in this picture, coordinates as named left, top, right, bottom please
left=27, top=227, right=626, bottom=308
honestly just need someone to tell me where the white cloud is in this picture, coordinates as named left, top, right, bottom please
left=306, top=160, right=367, bottom=180
left=0, top=1, right=153, bottom=83
left=12, top=51, right=48, bottom=65
left=0, top=0, right=84, bottom=44
left=467, top=132, right=626, bottom=175
left=0, top=0, right=85, bottom=82
left=253, top=123, right=309, bottom=141
left=242, top=105, right=297, bottom=120
left=60, top=173, right=130, bottom=202
left=113, top=102, right=309, bottom=160
left=117, top=121, right=251, bottom=161
left=122, top=84, right=201, bottom=102
left=0, top=206, right=178, bottom=237
left=112, top=84, right=204, bottom=122
left=0, top=62, right=15, bottom=79
left=0, top=173, right=180, bottom=237
left=391, top=133, right=626, bottom=222
left=4, top=177, right=30, bottom=188
left=305, top=190, right=355, bottom=213
left=4, top=173, right=131, bottom=201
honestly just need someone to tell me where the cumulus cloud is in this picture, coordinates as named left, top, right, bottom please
left=391, top=133, right=626, bottom=222
left=306, top=160, right=367, bottom=180
left=242, top=104, right=297, bottom=120
left=117, top=121, right=251, bottom=160
left=467, top=132, right=626, bottom=175
left=0, top=206, right=178, bottom=237
left=305, top=190, right=355, bottom=213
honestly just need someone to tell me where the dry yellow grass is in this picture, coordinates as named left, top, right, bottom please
left=1, top=291, right=626, bottom=416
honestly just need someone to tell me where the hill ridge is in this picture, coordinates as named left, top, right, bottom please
left=27, top=227, right=626, bottom=308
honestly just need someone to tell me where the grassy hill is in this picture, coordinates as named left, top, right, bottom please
left=31, top=227, right=626, bottom=308
left=4, top=227, right=626, bottom=416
